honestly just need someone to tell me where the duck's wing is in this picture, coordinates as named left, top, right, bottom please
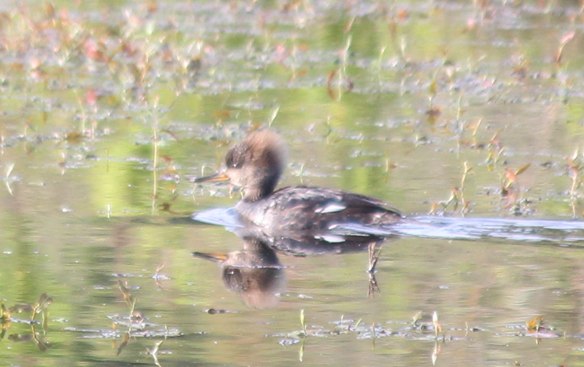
left=268, top=186, right=403, bottom=231
left=337, top=190, right=403, bottom=217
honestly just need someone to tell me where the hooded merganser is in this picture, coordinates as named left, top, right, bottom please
left=194, top=129, right=404, bottom=234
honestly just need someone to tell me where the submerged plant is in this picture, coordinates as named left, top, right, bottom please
left=430, top=161, right=473, bottom=215
left=500, top=163, right=532, bottom=215
left=567, top=149, right=583, bottom=217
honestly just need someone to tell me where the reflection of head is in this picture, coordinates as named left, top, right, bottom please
left=222, top=265, right=286, bottom=309
left=193, top=237, right=286, bottom=309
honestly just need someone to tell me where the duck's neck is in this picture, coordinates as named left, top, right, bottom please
left=243, top=186, right=273, bottom=202
left=241, top=237, right=281, bottom=265
left=243, top=174, right=279, bottom=202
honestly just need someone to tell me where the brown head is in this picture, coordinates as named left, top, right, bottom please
left=196, top=130, right=288, bottom=201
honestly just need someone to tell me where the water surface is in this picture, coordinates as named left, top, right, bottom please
left=1, top=0, right=584, bottom=366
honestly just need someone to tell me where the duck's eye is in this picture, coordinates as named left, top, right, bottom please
left=225, top=151, right=243, bottom=168
left=225, top=143, right=251, bottom=169
left=226, top=158, right=238, bottom=168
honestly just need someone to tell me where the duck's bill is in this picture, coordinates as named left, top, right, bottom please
left=194, top=172, right=230, bottom=183
left=192, top=252, right=228, bottom=263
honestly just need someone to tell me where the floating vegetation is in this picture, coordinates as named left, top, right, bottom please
left=1, top=293, right=53, bottom=352
left=203, top=308, right=234, bottom=314
left=269, top=311, right=567, bottom=364
left=62, top=326, right=183, bottom=340
left=44, top=277, right=182, bottom=360
left=105, top=279, right=183, bottom=357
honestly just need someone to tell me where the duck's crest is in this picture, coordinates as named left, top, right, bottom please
left=243, top=129, right=288, bottom=172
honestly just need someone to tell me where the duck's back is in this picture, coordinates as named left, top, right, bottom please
left=235, top=186, right=404, bottom=232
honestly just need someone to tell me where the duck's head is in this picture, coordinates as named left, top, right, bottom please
left=195, top=129, right=287, bottom=201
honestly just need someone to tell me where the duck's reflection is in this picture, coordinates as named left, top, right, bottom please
left=193, top=234, right=286, bottom=309
left=193, top=228, right=394, bottom=308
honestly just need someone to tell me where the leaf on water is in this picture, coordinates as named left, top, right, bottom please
left=1, top=304, right=10, bottom=323
left=429, top=202, right=439, bottom=215
left=515, top=163, right=531, bottom=176
left=328, top=70, right=337, bottom=84
left=5, top=163, right=14, bottom=178
left=412, top=311, right=422, bottom=325
left=344, top=16, right=354, bottom=34
left=212, top=109, right=231, bottom=119
left=65, top=131, right=83, bottom=143
left=464, top=17, right=476, bottom=33
left=397, top=9, right=408, bottom=20
left=570, top=148, right=579, bottom=162
left=490, top=131, right=501, bottom=145
left=426, top=107, right=442, bottom=124
left=425, top=106, right=441, bottom=118
left=432, top=311, right=442, bottom=336
left=36, top=293, right=53, bottom=311
left=33, top=331, right=51, bottom=352
left=4, top=163, right=14, bottom=196
left=117, top=332, right=130, bottom=356
left=296, top=69, right=308, bottom=78
left=326, top=70, right=337, bottom=100
left=83, top=39, right=109, bottom=62
left=560, top=30, right=576, bottom=46
left=432, top=342, right=440, bottom=365
left=161, top=155, right=174, bottom=164
left=387, top=18, right=398, bottom=35
left=45, top=2, right=55, bottom=17
left=148, top=338, right=164, bottom=355
left=299, top=338, right=305, bottom=362
left=118, top=279, right=135, bottom=307
left=147, top=0, right=158, bottom=14
left=160, top=129, right=181, bottom=142
left=505, top=169, right=517, bottom=184
left=42, top=306, right=51, bottom=330
left=85, top=89, right=98, bottom=105
left=149, top=338, right=165, bottom=367
left=526, top=315, right=544, bottom=332
left=428, top=79, right=437, bottom=95
left=131, top=311, right=145, bottom=323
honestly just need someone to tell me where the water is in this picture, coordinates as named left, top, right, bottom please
left=2, top=0, right=584, bottom=366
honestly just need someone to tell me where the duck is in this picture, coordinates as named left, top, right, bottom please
left=194, top=129, right=404, bottom=235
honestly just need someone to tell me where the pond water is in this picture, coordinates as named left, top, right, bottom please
left=2, top=0, right=584, bottom=366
